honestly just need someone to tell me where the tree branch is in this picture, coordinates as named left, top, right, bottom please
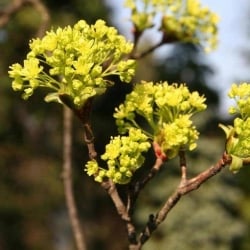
left=101, top=179, right=137, bottom=245
left=73, top=99, right=97, bottom=160
left=0, top=0, right=50, bottom=37
left=131, top=39, right=165, bottom=59
left=137, top=152, right=231, bottom=247
left=74, top=100, right=138, bottom=246
left=127, top=156, right=165, bottom=217
left=130, top=31, right=180, bottom=60
left=62, top=106, right=87, bottom=250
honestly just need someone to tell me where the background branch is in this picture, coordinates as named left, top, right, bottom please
left=62, top=106, right=87, bottom=250
left=0, top=0, right=50, bottom=37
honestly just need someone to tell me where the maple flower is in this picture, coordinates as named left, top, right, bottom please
left=9, top=19, right=136, bottom=109
left=85, top=128, right=150, bottom=184
left=114, top=81, right=206, bottom=159
left=219, top=82, right=250, bottom=173
left=125, top=0, right=219, bottom=52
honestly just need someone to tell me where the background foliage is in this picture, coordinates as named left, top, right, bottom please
left=0, top=0, right=249, bottom=249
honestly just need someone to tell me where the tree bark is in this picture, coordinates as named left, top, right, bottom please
left=62, top=106, right=87, bottom=250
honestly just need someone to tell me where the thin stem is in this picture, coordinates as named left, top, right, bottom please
left=73, top=100, right=137, bottom=246
left=101, top=179, right=136, bottom=242
left=131, top=39, right=165, bottom=59
left=127, top=156, right=164, bottom=216
left=62, top=106, right=87, bottom=250
left=73, top=99, right=97, bottom=160
left=179, top=150, right=187, bottom=187
left=130, top=30, right=180, bottom=60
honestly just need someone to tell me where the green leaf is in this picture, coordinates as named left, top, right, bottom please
left=44, top=93, right=60, bottom=103
left=229, top=155, right=243, bottom=174
left=218, top=124, right=234, bottom=139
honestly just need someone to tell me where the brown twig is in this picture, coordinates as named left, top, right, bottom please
left=62, top=106, right=87, bottom=250
left=135, top=152, right=231, bottom=248
left=131, top=39, right=165, bottom=60
left=73, top=100, right=138, bottom=246
left=127, top=156, right=165, bottom=217
left=73, top=99, right=97, bottom=160
left=0, top=0, right=50, bottom=37
left=130, top=30, right=180, bottom=60
left=101, top=178, right=137, bottom=245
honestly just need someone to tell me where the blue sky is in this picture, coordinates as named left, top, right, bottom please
left=106, top=0, right=250, bottom=115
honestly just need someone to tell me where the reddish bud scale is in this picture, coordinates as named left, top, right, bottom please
left=153, top=141, right=167, bottom=161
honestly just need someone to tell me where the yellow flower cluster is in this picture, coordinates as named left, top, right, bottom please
left=114, top=81, right=206, bottom=159
left=85, top=128, right=151, bottom=184
left=156, top=115, right=199, bottom=159
left=228, top=83, right=250, bottom=119
left=125, top=0, right=219, bottom=52
left=161, top=0, right=219, bottom=52
left=219, top=83, right=250, bottom=173
left=9, top=20, right=136, bottom=109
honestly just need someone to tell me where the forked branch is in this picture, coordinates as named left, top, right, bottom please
left=76, top=100, right=137, bottom=246
left=135, top=152, right=231, bottom=248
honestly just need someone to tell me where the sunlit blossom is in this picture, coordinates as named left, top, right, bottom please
left=8, top=19, right=136, bottom=108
